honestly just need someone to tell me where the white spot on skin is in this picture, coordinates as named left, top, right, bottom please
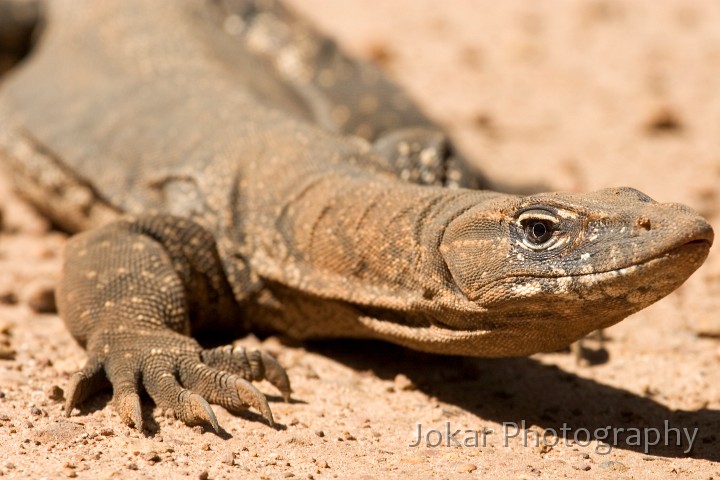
left=580, top=253, right=591, bottom=261
left=516, top=253, right=525, bottom=261
left=555, top=277, right=574, bottom=293
left=511, top=281, right=542, bottom=297
left=618, top=265, right=638, bottom=277
left=579, top=265, right=594, bottom=274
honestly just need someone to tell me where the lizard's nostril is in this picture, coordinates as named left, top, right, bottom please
left=635, top=217, right=652, bottom=231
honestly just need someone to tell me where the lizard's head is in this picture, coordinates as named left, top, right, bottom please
left=436, top=187, right=713, bottom=355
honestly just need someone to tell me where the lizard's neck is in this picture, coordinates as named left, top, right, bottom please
left=251, top=172, right=505, bottom=309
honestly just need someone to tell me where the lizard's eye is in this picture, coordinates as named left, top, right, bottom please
left=525, top=220, right=553, bottom=244
left=518, top=209, right=559, bottom=250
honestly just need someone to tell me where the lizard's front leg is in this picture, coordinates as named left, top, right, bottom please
left=57, top=215, right=290, bottom=431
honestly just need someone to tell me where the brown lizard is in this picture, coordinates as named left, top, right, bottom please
left=0, top=0, right=713, bottom=432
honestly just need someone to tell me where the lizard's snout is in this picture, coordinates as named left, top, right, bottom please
left=629, top=200, right=713, bottom=254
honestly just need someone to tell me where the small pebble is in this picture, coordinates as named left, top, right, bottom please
left=314, top=430, right=324, bottom=438
left=99, top=427, right=114, bottom=436
left=221, top=452, right=235, bottom=466
left=0, top=346, right=14, bottom=360
left=144, top=452, right=161, bottom=464
left=198, top=471, right=209, bottom=480
left=24, top=281, right=57, bottom=314
left=46, top=385, right=64, bottom=402
left=645, top=107, right=683, bottom=133
left=393, top=374, right=416, bottom=391
left=599, top=460, right=629, bottom=472
left=457, top=463, right=477, bottom=473
left=127, top=463, right=138, bottom=470
left=30, top=407, right=42, bottom=416
left=0, top=292, right=18, bottom=305
left=36, top=357, right=53, bottom=368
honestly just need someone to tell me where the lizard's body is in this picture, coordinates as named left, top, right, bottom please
left=0, top=0, right=713, bottom=430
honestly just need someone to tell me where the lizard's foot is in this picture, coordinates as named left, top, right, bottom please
left=64, top=334, right=291, bottom=432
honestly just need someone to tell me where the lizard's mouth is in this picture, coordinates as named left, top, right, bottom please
left=502, top=234, right=711, bottom=295
left=577, top=234, right=712, bottom=280
left=599, top=228, right=712, bottom=280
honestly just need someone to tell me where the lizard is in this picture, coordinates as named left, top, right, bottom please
left=0, top=0, right=713, bottom=432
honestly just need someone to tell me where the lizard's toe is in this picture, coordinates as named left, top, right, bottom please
left=201, top=345, right=292, bottom=401
left=64, top=355, right=110, bottom=417
left=142, top=360, right=220, bottom=431
left=116, top=391, right=143, bottom=431
left=105, top=352, right=147, bottom=430
left=179, top=361, right=274, bottom=426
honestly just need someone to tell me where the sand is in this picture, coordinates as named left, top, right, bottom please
left=0, top=1, right=718, bottom=478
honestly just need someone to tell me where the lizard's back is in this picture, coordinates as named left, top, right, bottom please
left=0, top=0, right=443, bottom=230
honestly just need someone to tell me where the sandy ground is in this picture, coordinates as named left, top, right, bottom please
left=1, top=0, right=719, bottom=478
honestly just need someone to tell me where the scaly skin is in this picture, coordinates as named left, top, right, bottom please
left=0, top=0, right=713, bottom=431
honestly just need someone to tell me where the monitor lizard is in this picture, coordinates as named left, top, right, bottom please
left=0, top=0, right=713, bottom=432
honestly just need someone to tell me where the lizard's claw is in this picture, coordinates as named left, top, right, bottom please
left=201, top=345, right=292, bottom=402
left=64, top=354, right=109, bottom=418
left=64, top=334, right=289, bottom=432
left=116, top=392, right=144, bottom=431
left=175, top=359, right=275, bottom=427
